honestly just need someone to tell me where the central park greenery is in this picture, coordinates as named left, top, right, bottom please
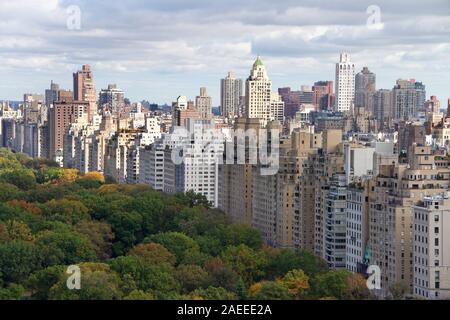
left=0, top=148, right=379, bottom=300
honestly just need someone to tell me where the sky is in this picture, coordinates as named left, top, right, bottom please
left=0, top=0, right=449, bottom=105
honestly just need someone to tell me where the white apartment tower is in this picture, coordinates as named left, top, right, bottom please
left=220, top=72, right=243, bottom=118
left=245, top=56, right=273, bottom=125
left=335, top=52, right=355, bottom=113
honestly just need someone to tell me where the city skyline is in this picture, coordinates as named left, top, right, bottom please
left=0, top=0, right=449, bottom=104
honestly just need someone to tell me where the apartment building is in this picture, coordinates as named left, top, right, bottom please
left=413, top=194, right=450, bottom=299
left=369, top=145, right=450, bottom=296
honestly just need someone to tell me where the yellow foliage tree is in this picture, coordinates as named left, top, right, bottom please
left=279, top=269, right=310, bottom=299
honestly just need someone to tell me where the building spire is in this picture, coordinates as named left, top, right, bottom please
left=253, top=55, right=264, bottom=67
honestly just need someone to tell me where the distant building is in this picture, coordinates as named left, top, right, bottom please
left=413, top=194, right=450, bottom=300
left=313, top=81, right=334, bottom=111
left=220, top=72, right=243, bottom=118
left=393, top=79, right=426, bottom=120
left=195, top=87, right=212, bottom=119
left=99, top=84, right=125, bottom=115
left=73, top=64, right=97, bottom=121
left=245, top=56, right=273, bottom=126
left=335, top=53, right=355, bottom=112
left=49, top=100, right=89, bottom=164
left=373, top=89, right=393, bottom=130
left=355, top=67, right=376, bottom=113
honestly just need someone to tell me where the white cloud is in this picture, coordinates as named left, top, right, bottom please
left=0, top=0, right=449, bottom=103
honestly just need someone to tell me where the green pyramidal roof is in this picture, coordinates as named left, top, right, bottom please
left=254, top=56, right=263, bottom=67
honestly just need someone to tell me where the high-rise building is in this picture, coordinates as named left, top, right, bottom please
left=313, top=81, right=334, bottom=111
left=413, top=194, right=450, bottom=300
left=299, top=86, right=314, bottom=106
left=270, top=92, right=285, bottom=123
left=99, top=84, right=125, bottom=115
left=335, top=53, right=355, bottom=113
left=392, top=79, right=426, bottom=120
left=220, top=72, right=243, bottom=117
left=45, top=81, right=60, bottom=108
left=355, top=67, right=376, bottom=113
left=346, top=181, right=371, bottom=273
left=424, top=96, right=440, bottom=114
left=324, top=174, right=348, bottom=268
left=369, top=145, right=450, bottom=297
left=49, top=101, right=89, bottom=164
left=373, top=89, right=393, bottom=130
left=278, top=87, right=300, bottom=119
left=245, top=56, right=273, bottom=125
left=73, top=64, right=97, bottom=121
left=172, top=96, right=200, bottom=127
left=195, top=87, right=212, bottom=119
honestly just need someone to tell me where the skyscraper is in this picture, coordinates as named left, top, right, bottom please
left=195, top=87, right=212, bottom=119
left=299, top=86, right=314, bottom=106
left=49, top=101, right=89, bottom=164
left=245, top=56, right=272, bottom=125
left=99, top=84, right=125, bottom=115
left=335, top=53, right=355, bottom=112
left=355, top=67, right=376, bottom=113
left=45, top=81, right=60, bottom=108
left=373, top=89, right=393, bottom=129
left=392, top=79, right=425, bottom=120
left=73, top=64, right=97, bottom=121
left=220, top=72, right=243, bottom=118
left=313, top=81, right=334, bottom=111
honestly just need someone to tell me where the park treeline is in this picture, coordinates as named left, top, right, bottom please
left=0, top=148, right=373, bottom=300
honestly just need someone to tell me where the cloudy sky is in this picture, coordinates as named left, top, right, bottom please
left=0, top=0, right=449, bottom=105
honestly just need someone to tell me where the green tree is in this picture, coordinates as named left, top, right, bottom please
left=145, top=232, right=199, bottom=264
left=108, top=210, right=143, bottom=256
left=75, top=220, right=114, bottom=260
left=126, top=194, right=168, bottom=235
left=0, top=240, right=41, bottom=283
left=221, top=224, right=262, bottom=250
left=204, top=258, right=240, bottom=292
left=265, top=248, right=328, bottom=279
left=36, top=230, right=96, bottom=266
left=48, top=263, right=122, bottom=300
left=128, top=243, right=176, bottom=266
left=0, top=183, right=23, bottom=202
left=124, top=290, right=155, bottom=300
left=109, top=255, right=180, bottom=296
left=191, top=286, right=237, bottom=300
left=42, top=199, right=90, bottom=225
left=311, top=269, right=352, bottom=299
left=221, top=245, right=267, bottom=285
left=175, top=265, right=211, bottom=293
left=0, top=220, right=34, bottom=242
left=27, top=265, right=65, bottom=299
left=0, top=283, right=25, bottom=300
left=182, top=190, right=212, bottom=208
left=0, top=169, right=36, bottom=190
left=247, top=281, right=291, bottom=300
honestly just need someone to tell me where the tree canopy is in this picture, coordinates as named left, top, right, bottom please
left=0, top=148, right=371, bottom=300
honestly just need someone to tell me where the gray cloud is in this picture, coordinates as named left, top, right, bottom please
left=0, top=0, right=449, bottom=104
